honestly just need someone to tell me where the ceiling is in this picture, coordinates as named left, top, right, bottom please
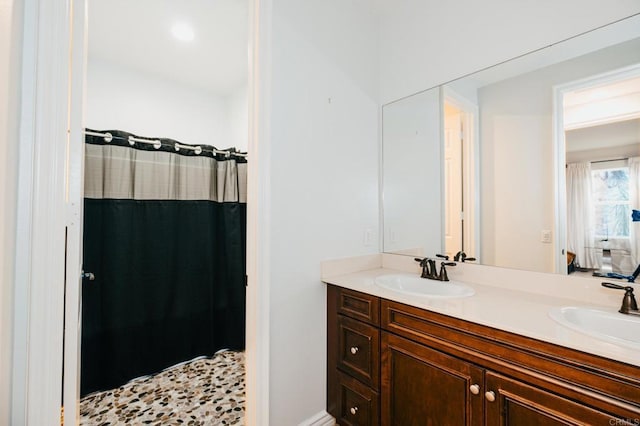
left=566, top=118, right=640, bottom=152
left=88, top=0, right=248, bottom=96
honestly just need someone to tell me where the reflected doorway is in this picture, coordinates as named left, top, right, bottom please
left=557, top=65, right=640, bottom=276
left=443, top=89, right=479, bottom=261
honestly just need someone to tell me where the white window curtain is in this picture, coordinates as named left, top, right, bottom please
left=629, top=157, right=640, bottom=268
left=566, top=162, right=598, bottom=268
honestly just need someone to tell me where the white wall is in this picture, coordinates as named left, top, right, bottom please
left=266, top=0, right=379, bottom=423
left=378, top=0, right=640, bottom=104
left=227, top=85, right=249, bottom=152
left=86, top=59, right=248, bottom=151
left=0, top=0, right=21, bottom=423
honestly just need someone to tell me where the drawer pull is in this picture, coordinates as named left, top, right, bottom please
left=350, top=346, right=359, bottom=355
left=350, top=407, right=359, bottom=415
left=485, top=391, right=496, bottom=402
left=469, top=384, right=480, bottom=395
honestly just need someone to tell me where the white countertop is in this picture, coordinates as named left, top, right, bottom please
left=323, top=266, right=640, bottom=368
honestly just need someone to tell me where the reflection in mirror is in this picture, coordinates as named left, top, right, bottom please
left=443, top=89, right=478, bottom=261
left=382, top=14, right=640, bottom=276
left=382, top=88, right=441, bottom=257
left=561, top=70, right=640, bottom=277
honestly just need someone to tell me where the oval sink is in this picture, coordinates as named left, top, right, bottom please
left=374, top=274, right=475, bottom=298
left=549, top=306, right=640, bottom=349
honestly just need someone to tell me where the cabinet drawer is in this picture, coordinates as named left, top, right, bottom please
left=337, top=370, right=379, bottom=426
left=337, top=315, right=380, bottom=390
left=336, top=287, right=380, bottom=325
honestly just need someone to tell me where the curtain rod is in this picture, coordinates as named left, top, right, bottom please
left=84, top=130, right=247, bottom=158
left=591, top=157, right=628, bottom=164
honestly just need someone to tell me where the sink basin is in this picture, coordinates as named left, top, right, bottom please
left=549, top=306, right=640, bottom=349
left=374, top=274, right=475, bottom=298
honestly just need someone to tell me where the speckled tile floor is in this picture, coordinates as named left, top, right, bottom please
left=80, top=350, right=245, bottom=425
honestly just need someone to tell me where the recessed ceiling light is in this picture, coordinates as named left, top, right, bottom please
left=171, top=22, right=195, bottom=42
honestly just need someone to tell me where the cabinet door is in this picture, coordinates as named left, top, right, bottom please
left=485, top=372, right=629, bottom=425
left=381, top=332, right=483, bottom=426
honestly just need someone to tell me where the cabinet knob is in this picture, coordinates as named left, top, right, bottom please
left=485, top=391, right=496, bottom=402
left=350, top=407, right=358, bottom=415
left=469, top=384, right=480, bottom=395
left=350, top=346, right=359, bottom=355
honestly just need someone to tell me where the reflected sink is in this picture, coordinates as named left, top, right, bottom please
left=549, top=306, right=640, bottom=349
left=374, top=274, right=475, bottom=298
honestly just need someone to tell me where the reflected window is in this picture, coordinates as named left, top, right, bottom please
left=592, top=167, right=630, bottom=238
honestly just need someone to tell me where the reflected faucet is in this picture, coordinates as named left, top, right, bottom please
left=454, top=251, right=476, bottom=262
left=601, top=282, right=640, bottom=316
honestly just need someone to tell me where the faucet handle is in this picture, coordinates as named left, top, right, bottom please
left=436, top=253, right=450, bottom=260
left=439, top=262, right=457, bottom=281
left=601, top=282, right=639, bottom=313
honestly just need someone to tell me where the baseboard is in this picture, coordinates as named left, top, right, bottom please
left=299, top=410, right=336, bottom=426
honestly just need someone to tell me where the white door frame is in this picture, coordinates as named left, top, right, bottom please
left=12, top=0, right=72, bottom=424
left=13, top=0, right=271, bottom=424
left=552, top=63, right=640, bottom=275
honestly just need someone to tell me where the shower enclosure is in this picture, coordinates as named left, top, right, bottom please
left=81, top=129, right=247, bottom=395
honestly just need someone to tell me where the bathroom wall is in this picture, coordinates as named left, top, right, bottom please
left=266, top=0, right=380, bottom=423
left=0, top=0, right=21, bottom=422
left=86, top=59, right=248, bottom=151
left=477, top=38, right=640, bottom=272
left=227, top=85, right=249, bottom=152
left=262, top=2, right=640, bottom=423
left=377, top=0, right=640, bottom=103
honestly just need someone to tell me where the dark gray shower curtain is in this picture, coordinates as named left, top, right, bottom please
left=81, top=130, right=247, bottom=396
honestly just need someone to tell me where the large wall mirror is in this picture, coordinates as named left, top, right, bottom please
left=382, top=14, right=640, bottom=277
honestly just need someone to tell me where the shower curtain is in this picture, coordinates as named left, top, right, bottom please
left=81, top=129, right=247, bottom=396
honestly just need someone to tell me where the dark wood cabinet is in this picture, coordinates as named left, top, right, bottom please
left=327, top=284, right=640, bottom=426
left=484, top=372, right=623, bottom=425
left=328, top=285, right=381, bottom=423
left=381, top=332, right=483, bottom=426
left=336, top=371, right=379, bottom=426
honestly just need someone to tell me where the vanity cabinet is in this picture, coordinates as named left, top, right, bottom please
left=327, top=284, right=640, bottom=426
left=328, top=286, right=381, bottom=426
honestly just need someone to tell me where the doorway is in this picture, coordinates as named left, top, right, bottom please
left=76, top=1, right=250, bottom=424
left=555, top=64, right=640, bottom=276
left=442, top=88, right=479, bottom=261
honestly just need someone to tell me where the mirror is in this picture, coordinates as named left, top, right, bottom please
left=382, top=14, right=640, bottom=275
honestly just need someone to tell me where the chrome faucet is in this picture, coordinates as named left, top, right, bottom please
left=414, top=258, right=456, bottom=281
left=601, top=282, right=640, bottom=316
